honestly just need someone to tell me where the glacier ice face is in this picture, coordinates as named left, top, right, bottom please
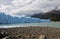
left=0, top=12, right=50, bottom=24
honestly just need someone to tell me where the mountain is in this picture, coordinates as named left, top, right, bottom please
left=31, top=10, right=60, bottom=21
left=0, top=12, right=50, bottom=24
left=31, top=13, right=44, bottom=19
left=42, top=10, right=60, bottom=21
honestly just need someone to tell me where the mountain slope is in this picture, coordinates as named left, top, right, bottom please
left=31, top=10, right=60, bottom=21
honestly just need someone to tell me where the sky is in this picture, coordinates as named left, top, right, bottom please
left=0, top=0, right=60, bottom=16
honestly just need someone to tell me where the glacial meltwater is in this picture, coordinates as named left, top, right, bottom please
left=0, top=22, right=60, bottom=28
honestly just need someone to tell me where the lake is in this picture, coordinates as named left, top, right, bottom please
left=0, top=22, right=60, bottom=28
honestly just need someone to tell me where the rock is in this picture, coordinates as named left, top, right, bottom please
left=0, top=31, right=8, bottom=39
left=2, top=36, right=8, bottom=39
left=39, top=34, right=48, bottom=39
left=15, top=35, right=22, bottom=38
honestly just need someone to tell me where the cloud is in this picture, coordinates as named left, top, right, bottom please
left=0, top=0, right=60, bottom=16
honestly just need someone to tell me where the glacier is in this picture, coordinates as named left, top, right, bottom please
left=0, top=12, right=50, bottom=24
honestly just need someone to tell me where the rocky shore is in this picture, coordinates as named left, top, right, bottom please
left=0, top=26, right=60, bottom=39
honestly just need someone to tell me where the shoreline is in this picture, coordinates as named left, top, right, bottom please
left=0, top=25, right=59, bottom=28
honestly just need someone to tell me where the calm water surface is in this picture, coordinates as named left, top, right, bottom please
left=0, top=22, right=60, bottom=28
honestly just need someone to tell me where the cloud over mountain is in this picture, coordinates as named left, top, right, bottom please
left=0, top=0, right=60, bottom=16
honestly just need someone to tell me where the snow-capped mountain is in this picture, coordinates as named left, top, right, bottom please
left=0, top=12, right=50, bottom=24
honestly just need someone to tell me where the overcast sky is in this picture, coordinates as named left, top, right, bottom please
left=0, top=0, right=60, bottom=16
